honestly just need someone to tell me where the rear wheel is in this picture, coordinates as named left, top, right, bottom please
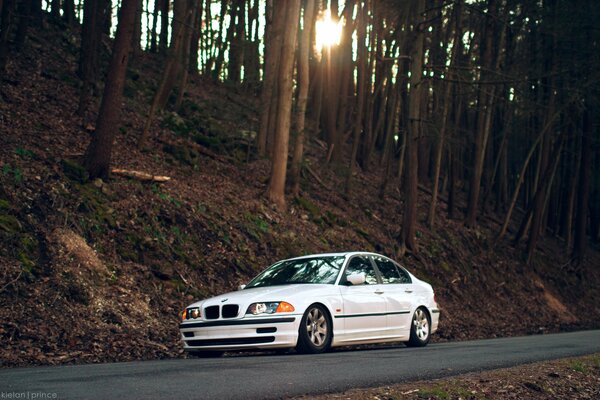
left=406, top=307, right=430, bottom=347
left=296, top=304, right=332, bottom=354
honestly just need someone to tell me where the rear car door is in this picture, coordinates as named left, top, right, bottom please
left=371, top=255, right=414, bottom=338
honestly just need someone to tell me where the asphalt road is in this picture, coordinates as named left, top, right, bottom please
left=1, top=330, right=599, bottom=399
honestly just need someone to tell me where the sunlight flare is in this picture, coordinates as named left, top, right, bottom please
left=315, top=10, right=342, bottom=50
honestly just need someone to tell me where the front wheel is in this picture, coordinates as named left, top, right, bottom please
left=296, top=304, right=332, bottom=354
left=406, top=307, right=430, bottom=347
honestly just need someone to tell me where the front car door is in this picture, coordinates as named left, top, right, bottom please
left=335, top=255, right=387, bottom=343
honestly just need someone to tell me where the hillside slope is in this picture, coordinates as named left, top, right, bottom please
left=1, top=23, right=598, bottom=367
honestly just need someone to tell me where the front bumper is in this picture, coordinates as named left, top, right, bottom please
left=179, top=316, right=301, bottom=351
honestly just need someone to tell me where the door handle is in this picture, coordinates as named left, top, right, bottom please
left=404, top=289, right=413, bottom=293
left=374, top=289, right=384, bottom=294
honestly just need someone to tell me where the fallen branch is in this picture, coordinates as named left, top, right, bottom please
left=111, top=168, right=171, bottom=182
left=0, top=270, right=23, bottom=293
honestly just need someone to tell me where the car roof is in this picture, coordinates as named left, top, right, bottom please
left=284, top=251, right=387, bottom=261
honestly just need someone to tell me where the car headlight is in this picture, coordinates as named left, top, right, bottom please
left=184, top=307, right=201, bottom=320
left=246, top=301, right=295, bottom=315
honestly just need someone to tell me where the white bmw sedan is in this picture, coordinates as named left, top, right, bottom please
left=179, top=252, right=440, bottom=356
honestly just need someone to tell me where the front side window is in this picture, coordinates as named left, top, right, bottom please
left=246, top=256, right=345, bottom=288
left=342, top=256, right=379, bottom=285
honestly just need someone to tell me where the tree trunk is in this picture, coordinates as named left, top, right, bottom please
left=289, top=0, right=316, bottom=196
left=428, top=0, right=462, bottom=228
left=159, top=0, right=170, bottom=55
left=345, top=0, right=367, bottom=194
left=525, top=135, right=564, bottom=264
left=150, top=0, right=160, bottom=52
left=131, top=0, right=143, bottom=57
left=266, top=0, right=300, bottom=210
left=83, top=0, right=138, bottom=179
left=175, top=0, right=196, bottom=109
left=188, top=0, right=202, bottom=73
left=0, top=0, right=14, bottom=79
left=15, top=0, right=32, bottom=49
left=398, top=0, right=426, bottom=256
left=78, top=0, right=103, bottom=118
left=465, top=0, right=498, bottom=227
left=257, top=0, right=285, bottom=157
left=573, top=108, right=591, bottom=266
left=139, top=1, right=191, bottom=147
left=212, top=0, right=230, bottom=79
left=63, top=0, right=76, bottom=25
left=498, top=105, right=565, bottom=240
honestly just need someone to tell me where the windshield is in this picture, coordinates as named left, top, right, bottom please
left=246, top=256, right=346, bottom=288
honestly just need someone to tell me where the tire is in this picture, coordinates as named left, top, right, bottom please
left=296, top=304, right=332, bottom=354
left=187, top=350, right=224, bottom=358
left=406, top=307, right=431, bottom=347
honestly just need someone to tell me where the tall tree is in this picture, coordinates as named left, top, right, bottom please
left=428, top=0, right=462, bottom=228
left=257, top=0, right=285, bottom=157
left=78, top=0, right=103, bottom=118
left=289, top=0, right=316, bottom=196
left=573, top=107, right=592, bottom=266
left=398, top=0, right=426, bottom=256
left=266, top=0, right=301, bottom=209
left=83, top=0, right=138, bottom=179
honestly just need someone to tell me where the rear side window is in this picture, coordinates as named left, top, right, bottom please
left=374, top=256, right=411, bottom=284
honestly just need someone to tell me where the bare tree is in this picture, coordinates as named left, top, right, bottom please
left=266, top=0, right=301, bottom=209
left=398, top=0, right=426, bottom=256
left=289, top=0, right=316, bottom=196
left=83, top=0, right=138, bottom=179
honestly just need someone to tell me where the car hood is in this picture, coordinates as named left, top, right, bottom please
left=186, top=284, right=333, bottom=311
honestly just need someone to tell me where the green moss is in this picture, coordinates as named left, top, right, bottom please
left=162, top=112, right=190, bottom=136
left=192, top=133, right=222, bottom=149
left=62, top=159, right=89, bottom=183
left=163, top=144, right=200, bottom=167
left=295, top=196, right=320, bottom=218
left=18, top=252, right=36, bottom=272
left=0, top=214, right=22, bottom=233
left=570, top=360, right=588, bottom=373
left=417, top=386, right=450, bottom=399
left=0, top=199, right=11, bottom=210
left=76, top=184, right=116, bottom=229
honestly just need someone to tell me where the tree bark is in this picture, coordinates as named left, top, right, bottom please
left=345, top=0, right=367, bottom=194
left=428, top=0, right=462, bottom=228
left=159, top=0, right=170, bottom=55
left=573, top=108, right=592, bottom=265
left=266, top=0, right=300, bottom=210
left=525, top=135, right=564, bottom=265
left=465, top=0, right=498, bottom=227
left=78, top=0, right=103, bottom=118
left=257, top=0, right=285, bottom=157
left=398, top=0, right=426, bottom=256
left=84, top=0, right=138, bottom=179
left=289, top=0, right=316, bottom=197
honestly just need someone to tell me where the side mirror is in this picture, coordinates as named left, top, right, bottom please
left=238, top=284, right=246, bottom=291
left=347, top=272, right=366, bottom=285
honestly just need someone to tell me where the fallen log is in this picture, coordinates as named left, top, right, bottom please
left=111, top=168, right=171, bottom=182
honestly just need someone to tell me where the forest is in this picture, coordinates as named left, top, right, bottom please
left=0, top=0, right=599, bottom=366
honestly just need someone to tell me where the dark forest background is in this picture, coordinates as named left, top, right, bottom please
left=0, top=0, right=599, bottom=366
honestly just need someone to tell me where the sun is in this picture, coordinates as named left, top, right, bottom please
left=315, top=10, right=342, bottom=51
